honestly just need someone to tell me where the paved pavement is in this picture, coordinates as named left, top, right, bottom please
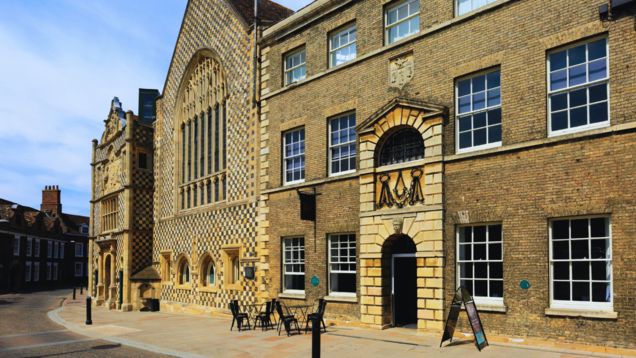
left=0, top=287, right=168, bottom=357
left=49, top=291, right=635, bottom=358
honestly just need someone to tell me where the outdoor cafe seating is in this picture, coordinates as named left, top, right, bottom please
left=228, top=298, right=327, bottom=337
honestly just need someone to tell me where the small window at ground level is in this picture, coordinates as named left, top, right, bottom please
left=75, top=263, right=83, bottom=277
left=457, top=224, right=503, bottom=301
left=548, top=38, right=609, bottom=135
left=550, top=216, right=612, bottom=309
left=379, top=128, right=424, bottom=166
left=386, top=0, right=420, bottom=44
left=284, top=238, right=305, bottom=292
left=329, top=234, right=356, bottom=295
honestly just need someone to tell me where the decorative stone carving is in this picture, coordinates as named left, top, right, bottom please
left=389, top=52, right=414, bottom=89
left=101, top=97, right=126, bottom=144
left=103, top=147, right=122, bottom=195
left=393, top=217, right=403, bottom=234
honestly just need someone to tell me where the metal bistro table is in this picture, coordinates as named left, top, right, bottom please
left=285, top=304, right=313, bottom=327
left=243, top=303, right=265, bottom=329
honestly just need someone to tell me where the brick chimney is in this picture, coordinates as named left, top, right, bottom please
left=41, top=185, right=62, bottom=214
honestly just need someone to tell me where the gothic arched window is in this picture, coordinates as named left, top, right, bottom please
left=379, top=128, right=424, bottom=166
left=178, top=56, right=227, bottom=210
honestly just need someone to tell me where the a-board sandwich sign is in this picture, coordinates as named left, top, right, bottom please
left=440, top=286, right=489, bottom=352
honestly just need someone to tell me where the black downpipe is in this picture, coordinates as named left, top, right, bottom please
left=252, top=0, right=259, bottom=108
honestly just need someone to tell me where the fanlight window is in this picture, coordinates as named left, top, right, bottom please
left=379, top=128, right=424, bottom=166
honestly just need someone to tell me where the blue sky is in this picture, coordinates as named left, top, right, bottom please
left=0, top=0, right=312, bottom=216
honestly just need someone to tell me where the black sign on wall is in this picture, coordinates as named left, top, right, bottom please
left=440, top=286, right=489, bottom=352
left=298, top=191, right=316, bottom=221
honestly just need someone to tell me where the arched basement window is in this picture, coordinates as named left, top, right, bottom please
left=379, top=128, right=424, bottom=166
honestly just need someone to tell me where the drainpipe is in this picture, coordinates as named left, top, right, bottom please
left=252, top=0, right=259, bottom=108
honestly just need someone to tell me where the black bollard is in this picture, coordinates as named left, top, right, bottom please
left=312, top=315, right=320, bottom=358
left=73, top=287, right=76, bottom=300
left=80, top=285, right=83, bottom=295
left=86, top=296, right=92, bottom=325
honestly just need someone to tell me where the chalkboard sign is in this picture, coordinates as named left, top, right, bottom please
left=440, top=286, right=489, bottom=352
left=299, top=192, right=316, bottom=221
left=244, top=266, right=255, bottom=280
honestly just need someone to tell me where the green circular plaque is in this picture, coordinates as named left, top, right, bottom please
left=311, top=276, right=319, bottom=287
left=520, top=280, right=530, bottom=289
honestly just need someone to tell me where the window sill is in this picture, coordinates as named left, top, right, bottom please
left=456, top=142, right=502, bottom=155
left=198, top=286, right=218, bottom=293
left=225, top=283, right=242, bottom=291
left=279, top=292, right=306, bottom=300
left=472, top=303, right=506, bottom=313
left=325, top=295, right=357, bottom=303
left=175, top=284, right=192, bottom=290
left=548, top=122, right=610, bottom=138
left=545, top=308, right=617, bottom=319
left=161, top=281, right=173, bottom=286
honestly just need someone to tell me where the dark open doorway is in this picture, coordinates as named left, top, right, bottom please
left=392, top=235, right=418, bottom=328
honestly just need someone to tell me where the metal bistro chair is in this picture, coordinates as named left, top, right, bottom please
left=305, top=298, right=327, bottom=333
left=254, top=301, right=272, bottom=331
left=268, top=298, right=278, bottom=327
left=229, top=301, right=251, bottom=332
left=275, top=301, right=300, bottom=336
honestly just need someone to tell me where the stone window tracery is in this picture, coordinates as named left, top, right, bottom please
left=178, top=56, right=227, bottom=211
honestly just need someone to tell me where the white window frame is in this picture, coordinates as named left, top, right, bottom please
left=385, top=0, right=420, bottom=45
left=329, top=113, right=357, bottom=177
left=75, top=243, right=83, bottom=257
left=329, top=24, right=357, bottom=68
left=547, top=36, right=610, bottom=137
left=283, top=237, right=305, bottom=294
left=53, top=263, right=58, bottom=280
left=456, top=0, right=498, bottom=17
left=26, top=238, right=32, bottom=257
left=455, top=68, right=502, bottom=154
left=47, top=241, right=52, bottom=258
left=46, top=263, right=52, bottom=280
left=328, top=234, right=357, bottom=297
left=456, top=223, right=504, bottom=305
left=284, top=48, right=306, bottom=86
left=25, top=262, right=32, bottom=282
left=75, top=262, right=83, bottom=277
left=35, top=239, right=40, bottom=257
left=283, top=128, right=306, bottom=185
left=54, top=242, right=59, bottom=259
left=34, top=262, right=40, bottom=281
left=60, top=243, right=64, bottom=259
left=13, top=235, right=20, bottom=256
left=549, top=216, right=613, bottom=311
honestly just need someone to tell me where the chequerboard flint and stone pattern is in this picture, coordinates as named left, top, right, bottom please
left=152, top=0, right=266, bottom=313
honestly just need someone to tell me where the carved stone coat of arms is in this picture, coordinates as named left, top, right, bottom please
left=389, top=52, right=414, bottom=89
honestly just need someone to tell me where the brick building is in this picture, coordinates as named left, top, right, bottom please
left=0, top=187, right=89, bottom=292
left=88, top=94, right=157, bottom=310
left=88, top=0, right=294, bottom=314
left=257, top=0, right=636, bottom=348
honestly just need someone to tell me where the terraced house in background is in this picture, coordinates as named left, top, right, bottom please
left=257, top=0, right=636, bottom=349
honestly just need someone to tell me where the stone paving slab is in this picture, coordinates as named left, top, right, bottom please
left=47, top=300, right=636, bottom=358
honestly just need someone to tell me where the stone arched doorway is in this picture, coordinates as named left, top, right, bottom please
left=390, top=235, right=418, bottom=328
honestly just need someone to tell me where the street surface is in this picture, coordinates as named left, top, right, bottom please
left=0, top=288, right=167, bottom=357
left=0, top=288, right=632, bottom=357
